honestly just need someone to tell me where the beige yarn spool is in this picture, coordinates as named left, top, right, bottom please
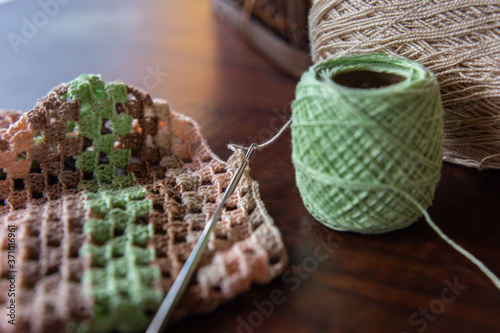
left=309, top=0, right=500, bottom=169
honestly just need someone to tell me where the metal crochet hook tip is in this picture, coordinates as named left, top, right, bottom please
left=146, top=143, right=256, bottom=333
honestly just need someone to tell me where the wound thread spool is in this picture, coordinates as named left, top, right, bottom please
left=291, top=53, right=443, bottom=234
left=308, top=0, right=500, bottom=169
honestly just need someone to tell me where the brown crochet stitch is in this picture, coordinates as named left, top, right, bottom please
left=0, top=195, right=92, bottom=333
left=0, top=78, right=287, bottom=332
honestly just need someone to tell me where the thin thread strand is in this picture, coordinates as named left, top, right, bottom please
left=403, top=190, right=500, bottom=291
left=228, top=117, right=292, bottom=152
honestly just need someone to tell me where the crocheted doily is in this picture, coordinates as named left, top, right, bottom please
left=0, top=75, right=287, bottom=333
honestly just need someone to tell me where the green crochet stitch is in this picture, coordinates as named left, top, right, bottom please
left=66, top=74, right=135, bottom=191
left=81, top=186, right=162, bottom=333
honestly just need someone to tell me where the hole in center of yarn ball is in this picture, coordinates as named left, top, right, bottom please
left=332, top=70, right=406, bottom=89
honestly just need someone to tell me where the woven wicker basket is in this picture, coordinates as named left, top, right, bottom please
left=212, top=0, right=311, bottom=77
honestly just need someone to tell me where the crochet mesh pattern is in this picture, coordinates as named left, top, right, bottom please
left=0, top=195, right=92, bottom=333
left=0, top=75, right=287, bottom=333
left=81, top=186, right=161, bottom=333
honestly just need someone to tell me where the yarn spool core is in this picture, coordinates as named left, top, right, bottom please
left=332, top=70, right=406, bottom=89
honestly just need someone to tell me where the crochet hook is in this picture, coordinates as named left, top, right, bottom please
left=146, top=143, right=256, bottom=333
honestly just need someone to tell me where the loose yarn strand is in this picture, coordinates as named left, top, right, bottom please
left=402, top=190, right=500, bottom=291
left=228, top=117, right=292, bottom=152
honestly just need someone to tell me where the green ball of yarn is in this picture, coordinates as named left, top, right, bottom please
left=291, top=53, right=444, bottom=234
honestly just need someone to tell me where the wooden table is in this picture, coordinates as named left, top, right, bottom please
left=1, top=1, right=499, bottom=332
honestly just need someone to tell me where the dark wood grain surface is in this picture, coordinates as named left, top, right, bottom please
left=1, top=1, right=499, bottom=332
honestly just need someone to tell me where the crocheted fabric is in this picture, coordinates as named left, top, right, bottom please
left=0, top=75, right=287, bottom=333
left=309, top=0, right=500, bottom=169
